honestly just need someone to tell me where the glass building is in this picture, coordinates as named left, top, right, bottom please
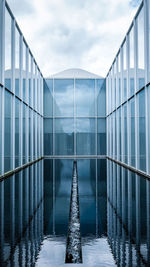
left=0, top=0, right=150, bottom=177
left=106, top=0, right=150, bottom=175
left=0, top=0, right=43, bottom=176
left=44, top=69, right=106, bottom=157
left=1, top=0, right=150, bottom=266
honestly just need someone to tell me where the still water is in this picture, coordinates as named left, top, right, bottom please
left=0, top=159, right=149, bottom=266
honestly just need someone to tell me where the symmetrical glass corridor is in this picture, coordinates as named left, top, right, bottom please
left=0, top=159, right=149, bottom=266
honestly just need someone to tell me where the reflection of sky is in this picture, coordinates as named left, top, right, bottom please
left=54, top=79, right=74, bottom=116
left=76, top=119, right=95, bottom=133
left=36, top=237, right=116, bottom=267
left=76, top=79, right=95, bottom=116
left=55, top=119, right=74, bottom=133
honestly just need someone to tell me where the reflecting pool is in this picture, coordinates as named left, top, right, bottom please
left=0, top=159, right=149, bottom=266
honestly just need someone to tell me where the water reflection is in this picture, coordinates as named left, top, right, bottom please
left=0, top=159, right=149, bottom=266
left=107, top=160, right=150, bottom=266
left=0, top=161, right=44, bottom=266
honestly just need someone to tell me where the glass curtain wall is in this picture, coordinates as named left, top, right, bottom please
left=44, top=77, right=106, bottom=156
left=106, top=1, right=150, bottom=174
left=0, top=2, right=43, bottom=176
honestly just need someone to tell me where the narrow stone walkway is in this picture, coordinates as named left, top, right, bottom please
left=65, top=161, right=82, bottom=263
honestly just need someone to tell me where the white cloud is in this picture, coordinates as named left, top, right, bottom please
left=7, top=0, right=141, bottom=77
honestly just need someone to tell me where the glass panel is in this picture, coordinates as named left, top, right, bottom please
left=44, top=119, right=53, bottom=155
left=123, top=42, right=127, bottom=102
left=5, top=8, right=12, bottom=91
left=0, top=87, right=2, bottom=174
left=148, top=86, right=150, bottom=174
left=123, top=104, right=127, bottom=163
left=76, top=79, right=95, bottom=116
left=55, top=118, right=74, bottom=155
left=119, top=108, right=121, bottom=161
left=97, top=79, right=106, bottom=116
left=138, top=89, right=146, bottom=171
left=54, top=79, right=74, bottom=116
left=129, top=26, right=135, bottom=97
left=29, top=109, right=32, bottom=161
left=130, top=98, right=135, bottom=167
left=33, top=79, right=35, bottom=109
left=15, top=98, right=20, bottom=168
left=29, top=78, right=31, bottom=107
left=4, top=90, right=12, bottom=172
left=23, top=104, right=26, bottom=164
left=15, top=27, right=20, bottom=97
left=22, top=42, right=26, bottom=71
left=97, top=119, right=106, bottom=155
left=44, top=79, right=53, bottom=117
left=137, top=7, right=145, bottom=90
left=76, top=118, right=95, bottom=155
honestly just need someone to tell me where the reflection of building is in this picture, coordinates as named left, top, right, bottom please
left=0, top=0, right=150, bottom=266
left=0, top=0, right=150, bottom=177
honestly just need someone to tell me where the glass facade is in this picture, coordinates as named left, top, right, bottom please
left=0, top=0, right=150, bottom=177
left=107, top=0, right=150, bottom=175
left=0, top=1, right=43, bottom=176
left=44, top=77, right=106, bottom=156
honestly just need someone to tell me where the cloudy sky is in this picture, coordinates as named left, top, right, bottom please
left=7, top=0, right=141, bottom=77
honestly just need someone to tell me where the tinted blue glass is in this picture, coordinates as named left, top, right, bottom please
left=114, top=78, right=116, bottom=110
left=44, top=79, right=53, bottom=116
left=29, top=109, right=32, bottom=161
left=23, top=79, right=26, bottom=102
left=4, top=8, right=11, bottom=91
left=4, top=90, right=12, bottom=172
left=97, top=119, right=106, bottom=155
left=76, top=79, right=95, bottom=116
left=130, top=78, right=134, bottom=97
left=119, top=108, right=121, bottom=161
left=29, top=79, right=31, bottom=106
left=124, top=78, right=127, bottom=102
left=15, top=79, right=19, bottom=97
left=76, top=118, right=95, bottom=155
left=148, top=86, right=150, bottom=174
left=54, top=79, right=74, bottom=116
left=97, top=79, right=106, bottom=116
left=137, top=7, right=145, bottom=91
left=0, top=87, right=1, bottom=174
left=55, top=118, right=74, bottom=155
left=15, top=98, right=20, bottom=168
left=130, top=99, right=135, bottom=167
left=33, top=79, right=35, bottom=109
left=124, top=104, right=127, bottom=163
left=119, top=78, right=121, bottom=105
left=23, top=104, right=26, bottom=164
left=44, top=119, right=53, bottom=155
left=138, top=89, right=146, bottom=171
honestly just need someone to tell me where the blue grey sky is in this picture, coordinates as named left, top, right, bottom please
left=7, top=0, right=141, bottom=77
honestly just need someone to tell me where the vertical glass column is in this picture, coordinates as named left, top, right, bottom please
left=4, top=7, right=12, bottom=91
left=137, top=6, right=145, bottom=90
left=138, top=89, right=146, bottom=171
left=129, top=26, right=135, bottom=98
